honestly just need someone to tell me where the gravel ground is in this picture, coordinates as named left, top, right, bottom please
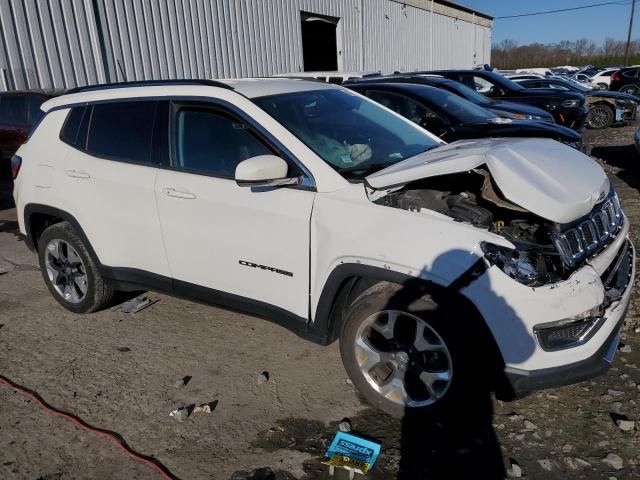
left=1, top=123, right=640, bottom=480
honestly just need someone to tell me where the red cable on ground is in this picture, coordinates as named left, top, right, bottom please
left=0, top=374, right=179, bottom=480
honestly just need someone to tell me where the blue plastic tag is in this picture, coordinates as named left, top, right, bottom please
left=322, top=431, right=381, bottom=474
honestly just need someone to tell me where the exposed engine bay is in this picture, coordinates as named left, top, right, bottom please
left=373, top=168, right=569, bottom=286
left=375, top=168, right=552, bottom=244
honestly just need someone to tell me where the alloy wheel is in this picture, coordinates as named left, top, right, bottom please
left=621, top=85, right=639, bottom=96
left=44, top=238, right=88, bottom=304
left=587, top=106, right=612, bottom=129
left=354, top=310, right=453, bottom=408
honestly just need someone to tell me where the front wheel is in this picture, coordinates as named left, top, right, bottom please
left=38, top=222, right=115, bottom=313
left=339, top=282, right=480, bottom=418
left=586, top=104, right=614, bottom=129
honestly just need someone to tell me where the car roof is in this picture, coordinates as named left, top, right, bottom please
left=347, top=81, right=448, bottom=98
left=41, top=78, right=339, bottom=112
left=221, top=78, right=339, bottom=97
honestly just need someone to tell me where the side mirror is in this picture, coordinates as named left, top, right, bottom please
left=235, top=155, right=298, bottom=187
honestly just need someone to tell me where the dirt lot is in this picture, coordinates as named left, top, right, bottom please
left=1, top=124, right=640, bottom=480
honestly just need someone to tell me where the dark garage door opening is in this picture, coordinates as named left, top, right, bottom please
left=300, top=12, right=339, bottom=72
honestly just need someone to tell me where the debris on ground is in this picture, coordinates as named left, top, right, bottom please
left=602, top=453, right=624, bottom=470
left=322, top=431, right=381, bottom=476
left=537, top=459, right=553, bottom=471
left=507, top=459, right=522, bottom=478
left=169, top=405, right=194, bottom=422
left=619, top=344, right=633, bottom=353
left=174, top=376, right=192, bottom=389
left=0, top=268, right=7, bottom=276
left=258, top=371, right=269, bottom=384
left=523, top=420, right=538, bottom=431
left=193, top=400, right=218, bottom=414
left=617, top=419, right=636, bottom=432
left=116, top=346, right=130, bottom=352
left=338, top=418, right=351, bottom=432
left=36, top=473, right=63, bottom=480
left=119, top=295, right=157, bottom=314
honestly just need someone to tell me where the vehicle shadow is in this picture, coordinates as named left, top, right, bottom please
left=591, top=143, right=640, bottom=191
left=374, top=251, right=534, bottom=479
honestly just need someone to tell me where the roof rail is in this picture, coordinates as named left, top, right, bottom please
left=65, top=79, right=233, bottom=95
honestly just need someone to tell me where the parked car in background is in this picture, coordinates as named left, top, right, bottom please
left=505, top=74, right=546, bottom=81
left=421, top=70, right=589, bottom=131
left=348, top=74, right=556, bottom=122
left=610, top=67, right=640, bottom=96
left=0, top=91, right=55, bottom=181
left=344, top=81, right=582, bottom=148
left=515, top=77, right=638, bottom=129
left=590, top=68, right=620, bottom=90
left=13, top=79, right=634, bottom=417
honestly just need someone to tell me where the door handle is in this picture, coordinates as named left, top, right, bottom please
left=66, top=169, right=90, bottom=179
left=162, top=187, right=196, bottom=199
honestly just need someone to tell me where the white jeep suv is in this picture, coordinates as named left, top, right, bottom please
left=12, top=79, right=634, bottom=417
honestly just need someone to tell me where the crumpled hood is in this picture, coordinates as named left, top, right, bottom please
left=366, top=138, right=610, bottom=224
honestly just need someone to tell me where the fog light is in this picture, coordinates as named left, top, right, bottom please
left=534, top=308, right=603, bottom=351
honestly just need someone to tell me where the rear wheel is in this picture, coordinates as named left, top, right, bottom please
left=339, top=282, right=482, bottom=418
left=38, top=222, right=115, bottom=313
left=620, top=84, right=640, bottom=96
left=586, top=104, right=614, bottom=129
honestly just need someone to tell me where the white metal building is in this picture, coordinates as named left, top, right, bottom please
left=0, top=0, right=493, bottom=91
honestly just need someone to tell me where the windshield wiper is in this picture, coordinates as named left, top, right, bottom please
left=337, top=163, right=392, bottom=174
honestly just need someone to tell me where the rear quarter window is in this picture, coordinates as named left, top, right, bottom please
left=60, top=106, right=88, bottom=147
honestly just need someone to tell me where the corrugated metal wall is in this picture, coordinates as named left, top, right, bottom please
left=0, top=0, right=492, bottom=91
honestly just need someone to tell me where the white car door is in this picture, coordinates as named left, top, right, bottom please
left=155, top=100, right=315, bottom=319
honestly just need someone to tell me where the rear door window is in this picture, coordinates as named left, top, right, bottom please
left=86, top=101, right=159, bottom=164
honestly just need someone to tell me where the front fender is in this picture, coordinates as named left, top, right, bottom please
left=310, top=186, right=504, bottom=325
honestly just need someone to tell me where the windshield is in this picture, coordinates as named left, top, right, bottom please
left=422, top=88, right=496, bottom=124
left=483, top=72, right=525, bottom=91
left=561, top=79, right=590, bottom=92
left=254, top=89, right=441, bottom=179
left=441, top=81, right=492, bottom=106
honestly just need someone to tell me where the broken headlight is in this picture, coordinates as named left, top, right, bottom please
left=481, top=242, right=562, bottom=287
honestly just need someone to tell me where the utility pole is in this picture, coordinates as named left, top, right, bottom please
left=625, top=0, right=636, bottom=66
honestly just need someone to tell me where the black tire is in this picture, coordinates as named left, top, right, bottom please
left=586, top=104, right=614, bottom=129
left=620, top=84, right=640, bottom=96
left=38, top=221, right=115, bottom=313
left=339, top=281, right=486, bottom=418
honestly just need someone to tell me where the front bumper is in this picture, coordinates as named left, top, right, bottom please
left=557, top=105, right=588, bottom=131
left=461, top=222, right=634, bottom=396
left=505, top=315, right=623, bottom=397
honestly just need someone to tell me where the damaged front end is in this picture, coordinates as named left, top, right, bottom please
left=368, top=166, right=625, bottom=289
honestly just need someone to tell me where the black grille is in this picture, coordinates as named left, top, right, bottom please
left=554, top=193, right=623, bottom=267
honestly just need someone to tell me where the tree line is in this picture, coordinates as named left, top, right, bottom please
left=491, top=38, right=640, bottom=69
